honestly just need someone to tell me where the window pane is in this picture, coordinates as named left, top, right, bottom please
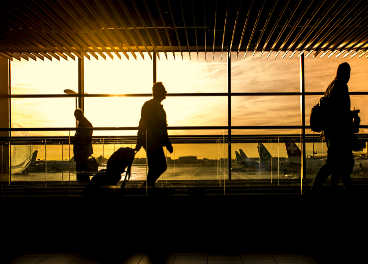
left=232, top=96, right=300, bottom=127
left=305, top=56, right=368, bottom=92
left=231, top=52, right=300, bottom=93
left=11, top=98, right=76, bottom=136
left=84, top=53, right=152, bottom=94
left=11, top=59, right=77, bottom=94
left=157, top=52, right=227, bottom=93
left=305, top=95, right=368, bottom=134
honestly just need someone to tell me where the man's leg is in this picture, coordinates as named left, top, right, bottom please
left=141, top=147, right=167, bottom=188
left=339, top=151, right=355, bottom=194
left=312, top=163, right=332, bottom=193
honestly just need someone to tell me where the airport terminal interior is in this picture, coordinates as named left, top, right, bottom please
left=1, top=0, right=368, bottom=263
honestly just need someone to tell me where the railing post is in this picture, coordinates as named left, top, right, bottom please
left=300, top=53, right=306, bottom=191
left=227, top=50, right=231, bottom=180
left=153, top=52, right=157, bottom=84
left=78, top=57, right=84, bottom=112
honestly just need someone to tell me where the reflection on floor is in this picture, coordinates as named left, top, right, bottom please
left=0, top=251, right=331, bottom=264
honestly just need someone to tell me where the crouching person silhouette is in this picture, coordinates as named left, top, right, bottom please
left=73, top=109, right=93, bottom=183
left=311, top=63, right=356, bottom=194
left=135, top=82, right=173, bottom=189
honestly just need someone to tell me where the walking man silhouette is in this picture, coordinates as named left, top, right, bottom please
left=311, top=63, right=355, bottom=194
left=135, top=82, right=173, bottom=189
left=73, top=109, right=93, bottom=183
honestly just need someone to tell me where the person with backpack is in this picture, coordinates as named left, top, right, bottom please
left=135, top=82, right=173, bottom=189
left=73, top=108, right=93, bottom=183
left=310, top=62, right=357, bottom=194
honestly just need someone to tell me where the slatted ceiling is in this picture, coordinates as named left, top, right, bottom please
left=0, top=0, right=367, bottom=62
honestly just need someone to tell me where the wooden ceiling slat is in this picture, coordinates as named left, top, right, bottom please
left=45, top=0, right=108, bottom=60
left=221, top=1, right=229, bottom=59
left=283, top=1, right=336, bottom=56
left=0, top=28, right=38, bottom=54
left=0, top=52, right=13, bottom=61
left=14, top=52, right=29, bottom=61
left=204, top=0, right=206, bottom=59
left=260, top=0, right=290, bottom=58
left=229, top=0, right=242, bottom=52
left=30, top=52, right=45, bottom=61
left=7, top=52, right=22, bottom=61
left=269, top=0, right=306, bottom=59
left=82, top=52, right=91, bottom=60
left=244, top=0, right=266, bottom=58
left=23, top=52, right=37, bottom=61
left=0, top=7, right=57, bottom=51
left=16, top=0, right=77, bottom=52
left=94, top=0, right=136, bottom=60
left=321, top=4, right=368, bottom=51
left=81, top=0, right=123, bottom=60
left=33, top=1, right=86, bottom=53
left=87, top=51, right=98, bottom=60
left=327, top=50, right=338, bottom=58
left=294, top=1, right=341, bottom=56
left=0, top=0, right=367, bottom=60
left=72, top=52, right=84, bottom=60
left=358, top=51, right=368, bottom=58
left=143, top=0, right=167, bottom=59
left=4, top=1, right=72, bottom=52
left=251, top=0, right=278, bottom=59
left=320, top=50, right=330, bottom=58
left=39, top=52, right=53, bottom=61
left=276, top=0, right=316, bottom=58
left=59, top=0, right=113, bottom=60
left=48, top=52, right=60, bottom=61
left=303, top=0, right=353, bottom=54
left=191, top=0, right=199, bottom=59
left=56, top=52, right=68, bottom=61
left=29, top=1, right=84, bottom=51
left=63, top=52, right=75, bottom=61
left=212, top=0, right=217, bottom=59
left=237, top=0, right=253, bottom=58
left=168, top=0, right=183, bottom=59
left=106, top=0, right=145, bottom=59
left=155, top=0, right=175, bottom=58
left=119, top=0, right=152, bottom=60
left=131, top=1, right=160, bottom=60
left=69, top=0, right=116, bottom=60
left=180, top=0, right=191, bottom=59
left=328, top=14, right=368, bottom=54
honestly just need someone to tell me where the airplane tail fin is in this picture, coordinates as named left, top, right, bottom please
left=235, top=151, right=241, bottom=162
left=239, top=149, right=248, bottom=159
left=30, top=150, right=38, bottom=164
left=285, top=142, right=302, bottom=158
left=258, top=143, right=272, bottom=163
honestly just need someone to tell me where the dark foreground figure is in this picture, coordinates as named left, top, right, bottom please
left=73, top=109, right=93, bottom=183
left=311, top=63, right=357, bottom=194
left=135, top=82, right=173, bottom=188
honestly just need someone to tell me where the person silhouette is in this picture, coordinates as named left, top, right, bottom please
left=73, top=109, right=93, bottom=183
left=311, top=62, right=355, bottom=194
left=135, top=82, right=173, bottom=189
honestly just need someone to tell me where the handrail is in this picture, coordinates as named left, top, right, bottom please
left=2, top=125, right=368, bottom=131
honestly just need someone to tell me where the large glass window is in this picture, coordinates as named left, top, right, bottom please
left=231, top=52, right=300, bottom=93
left=11, top=59, right=77, bottom=94
left=305, top=56, right=368, bottom=92
left=157, top=52, right=227, bottom=93
left=84, top=53, right=152, bottom=94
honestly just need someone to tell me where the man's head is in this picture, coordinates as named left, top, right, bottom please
left=152, top=82, right=167, bottom=101
left=74, top=109, right=84, bottom=120
left=336, top=62, right=351, bottom=84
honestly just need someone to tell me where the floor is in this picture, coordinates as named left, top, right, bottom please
left=2, top=252, right=323, bottom=264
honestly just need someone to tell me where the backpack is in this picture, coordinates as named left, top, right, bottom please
left=83, top=147, right=136, bottom=195
left=310, top=97, right=331, bottom=132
